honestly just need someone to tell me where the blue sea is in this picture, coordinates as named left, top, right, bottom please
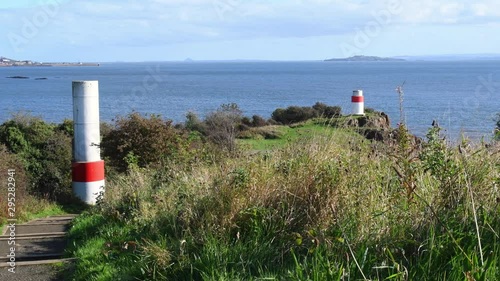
left=1, top=61, right=499, bottom=140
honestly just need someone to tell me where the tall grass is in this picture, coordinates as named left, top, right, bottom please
left=66, top=124, right=500, bottom=280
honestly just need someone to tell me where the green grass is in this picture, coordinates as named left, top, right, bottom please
left=0, top=201, right=69, bottom=229
left=19, top=204, right=67, bottom=220
left=3, top=111, right=498, bottom=280
left=64, top=214, right=141, bottom=280
left=65, top=125, right=500, bottom=280
left=239, top=120, right=364, bottom=151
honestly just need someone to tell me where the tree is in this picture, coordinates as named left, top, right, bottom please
left=204, top=103, right=243, bottom=152
left=185, top=111, right=205, bottom=132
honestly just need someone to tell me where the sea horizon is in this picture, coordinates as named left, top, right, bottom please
left=1, top=60, right=499, bottom=142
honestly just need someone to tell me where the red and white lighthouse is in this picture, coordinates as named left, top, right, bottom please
left=72, top=81, right=105, bottom=205
left=352, top=90, right=365, bottom=115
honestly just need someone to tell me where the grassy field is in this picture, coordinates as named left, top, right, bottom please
left=63, top=122, right=500, bottom=280
left=238, top=120, right=363, bottom=151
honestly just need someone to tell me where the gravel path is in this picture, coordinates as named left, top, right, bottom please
left=0, top=265, right=62, bottom=281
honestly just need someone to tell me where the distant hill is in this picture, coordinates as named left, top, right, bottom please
left=325, top=55, right=405, bottom=62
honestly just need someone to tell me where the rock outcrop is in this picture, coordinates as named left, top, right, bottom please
left=340, top=111, right=420, bottom=144
left=344, top=112, right=390, bottom=129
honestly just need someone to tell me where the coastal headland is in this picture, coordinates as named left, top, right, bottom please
left=324, top=55, right=405, bottom=62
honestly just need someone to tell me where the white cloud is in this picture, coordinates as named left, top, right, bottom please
left=2, top=0, right=499, bottom=59
left=470, top=1, right=500, bottom=17
left=397, top=0, right=500, bottom=24
left=472, top=4, right=488, bottom=16
left=76, top=2, right=124, bottom=14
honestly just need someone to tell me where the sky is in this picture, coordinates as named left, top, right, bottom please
left=0, top=0, right=499, bottom=62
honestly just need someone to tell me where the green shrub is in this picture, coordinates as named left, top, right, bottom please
left=241, top=116, right=252, bottom=127
left=57, top=119, right=74, bottom=136
left=0, top=114, right=73, bottom=202
left=37, top=130, right=73, bottom=201
left=251, top=115, right=268, bottom=127
left=241, top=115, right=268, bottom=128
left=0, top=145, right=28, bottom=221
left=312, top=102, right=342, bottom=118
left=185, top=111, right=205, bottom=133
left=272, top=106, right=318, bottom=124
left=272, top=103, right=342, bottom=124
left=0, top=144, right=62, bottom=223
left=101, top=113, right=191, bottom=172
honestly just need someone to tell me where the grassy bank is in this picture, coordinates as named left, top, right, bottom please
left=1, top=108, right=498, bottom=280
left=65, top=121, right=500, bottom=280
left=238, top=121, right=359, bottom=151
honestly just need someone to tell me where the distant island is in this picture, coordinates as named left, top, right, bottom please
left=325, top=55, right=406, bottom=62
left=0, top=56, right=99, bottom=67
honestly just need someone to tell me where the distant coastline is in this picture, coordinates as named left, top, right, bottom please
left=325, top=55, right=405, bottom=62
left=0, top=56, right=99, bottom=67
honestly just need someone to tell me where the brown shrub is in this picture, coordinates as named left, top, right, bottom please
left=203, top=103, right=243, bottom=152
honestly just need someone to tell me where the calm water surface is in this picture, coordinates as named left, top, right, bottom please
left=1, top=61, right=499, bottom=140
